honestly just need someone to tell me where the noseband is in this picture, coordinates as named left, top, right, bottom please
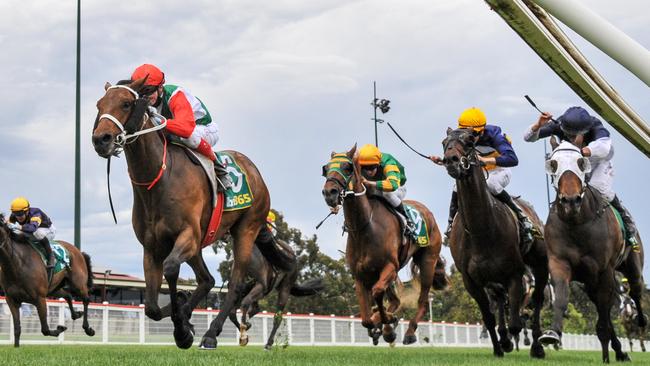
left=323, top=155, right=367, bottom=204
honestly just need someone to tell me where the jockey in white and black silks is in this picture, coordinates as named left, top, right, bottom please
left=431, top=107, right=534, bottom=245
left=130, top=63, right=230, bottom=187
left=524, top=106, right=639, bottom=249
left=7, top=197, right=56, bottom=268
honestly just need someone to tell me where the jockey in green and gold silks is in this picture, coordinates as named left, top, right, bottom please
left=358, top=144, right=415, bottom=233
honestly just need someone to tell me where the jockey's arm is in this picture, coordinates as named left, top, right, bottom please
left=523, top=121, right=558, bottom=142
left=165, top=90, right=197, bottom=138
left=586, top=136, right=612, bottom=160
left=375, top=165, right=401, bottom=192
left=491, top=132, right=519, bottom=167
left=20, top=215, right=42, bottom=234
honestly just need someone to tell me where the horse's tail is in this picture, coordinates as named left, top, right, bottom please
left=432, top=257, right=450, bottom=291
left=290, top=278, right=325, bottom=297
left=82, top=252, right=94, bottom=289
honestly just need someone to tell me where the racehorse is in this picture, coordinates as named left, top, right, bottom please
left=321, top=145, right=444, bottom=345
left=541, top=140, right=646, bottom=362
left=0, top=214, right=95, bottom=347
left=620, top=293, right=647, bottom=352
left=441, top=128, right=548, bottom=358
left=92, top=78, right=279, bottom=349
left=227, top=243, right=325, bottom=349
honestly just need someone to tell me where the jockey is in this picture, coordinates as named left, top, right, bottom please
left=524, top=106, right=638, bottom=249
left=130, top=63, right=230, bottom=188
left=266, top=210, right=277, bottom=236
left=432, top=107, right=534, bottom=245
left=357, top=144, right=415, bottom=234
left=7, top=197, right=55, bottom=268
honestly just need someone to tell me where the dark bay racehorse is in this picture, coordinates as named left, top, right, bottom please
left=0, top=215, right=95, bottom=346
left=91, top=79, right=274, bottom=349
left=541, top=141, right=645, bottom=362
left=441, top=128, right=548, bottom=358
left=228, top=243, right=324, bottom=349
left=321, top=145, right=444, bottom=345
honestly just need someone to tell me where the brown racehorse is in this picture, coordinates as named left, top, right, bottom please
left=227, top=243, right=324, bottom=349
left=91, top=79, right=275, bottom=350
left=540, top=140, right=645, bottom=362
left=0, top=214, right=95, bottom=346
left=321, top=145, right=443, bottom=345
left=441, top=128, right=548, bottom=358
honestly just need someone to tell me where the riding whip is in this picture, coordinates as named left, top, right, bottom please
left=107, top=157, right=118, bottom=224
left=524, top=95, right=553, bottom=208
left=385, top=121, right=430, bottom=160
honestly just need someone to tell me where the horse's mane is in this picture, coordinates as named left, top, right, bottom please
left=0, top=213, right=32, bottom=245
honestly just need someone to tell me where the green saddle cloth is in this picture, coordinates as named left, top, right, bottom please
left=28, top=240, right=70, bottom=274
left=404, top=204, right=430, bottom=247
left=216, top=151, right=254, bottom=211
left=609, top=205, right=627, bottom=241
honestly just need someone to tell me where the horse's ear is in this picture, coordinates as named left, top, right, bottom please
left=330, top=151, right=336, bottom=158
left=104, top=82, right=112, bottom=91
left=550, top=135, right=559, bottom=150
left=348, top=143, right=357, bottom=158
left=446, top=127, right=453, bottom=136
left=130, top=76, right=148, bottom=92
left=577, top=157, right=591, bottom=173
left=545, top=159, right=558, bottom=175
left=321, top=164, right=328, bottom=177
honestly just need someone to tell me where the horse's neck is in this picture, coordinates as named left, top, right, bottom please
left=456, top=165, right=497, bottom=236
left=124, top=122, right=166, bottom=190
left=0, top=238, right=23, bottom=278
left=342, top=184, right=373, bottom=236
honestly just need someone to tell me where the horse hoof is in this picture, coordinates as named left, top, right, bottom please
left=616, top=352, right=631, bottom=362
left=538, top=330, right=561, bottom=347
left=245, top=322, right=252, bottom=331
left=501, top=339, right=514, bottom=353
left=383, top=331, right=397, bottom=344
left=174, top=327, right=194, bottom=349
left=530, top=344, right=545, bottom=359
left=199, top=337, right=217, bottom=350
left=389, top=341, right=396, bottom=348
left=239, top=336, right=249, bottom=347
left=264, top=344, right=272, bottom=351
left=72, top=311, right=83, bottom=320
left=57, top=325, right=67, bottom=333
left=402, top=334, right=417, bottom=345
left=85, top=327, right=96, bottom=337
left=494, top=346, right=504, bottom=358
left=371, top=328, right=381, bottom=346
left=524, top=338, right=531, bottom=346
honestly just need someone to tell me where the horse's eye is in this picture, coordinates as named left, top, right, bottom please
left=121, top=101, right=132, bottom=110
left=341, top=163, right=352, bottom=172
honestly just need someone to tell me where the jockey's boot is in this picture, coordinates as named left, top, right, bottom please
left=39, top=238, right=55, bottom=269
left=610, top=195, right=640, bottom=251
left=494, top=190, right=534, bottom=245
left=443, top=191, right=458, bottom=246
left=395, top=203, right=416, bottom=238
left=197, top=138, right=232, bottom=190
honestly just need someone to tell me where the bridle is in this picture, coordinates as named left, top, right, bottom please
left=442, top=132, right=481, bottom=177
left=323, top=154, right=367, bottom=205
left=96, top=85, right=168, bottom=155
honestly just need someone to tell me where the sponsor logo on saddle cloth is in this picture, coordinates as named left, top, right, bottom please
left=29, top=240, right=70, bottom=274
left=404, top=204, right=430, bottom=247
left=216, top=152, right=254, bottom=211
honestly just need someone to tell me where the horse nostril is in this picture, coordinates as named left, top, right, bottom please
left=101, top=133, right=112, bottom=143
left=451, top=156, right=459, bottom=162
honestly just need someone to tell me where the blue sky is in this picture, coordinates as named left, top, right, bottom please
left=0, top=0, right=648, bottom=282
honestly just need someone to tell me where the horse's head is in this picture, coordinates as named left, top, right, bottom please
left=92, top=78, right=151, bottom=158
left=546, top=141, right=592, bottom=216
left=321, top=144, right=359, bottom=208
left=441, top=127, right=480, bottom=179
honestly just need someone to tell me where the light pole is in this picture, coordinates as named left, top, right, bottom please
left=371, top=82, right=390, bottom=147
left=102, top=269, right=111, bottom=303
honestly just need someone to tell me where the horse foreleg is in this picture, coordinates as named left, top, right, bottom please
left=507, top=277, right=524, bottom=346
left=354, top=280, right=378, bottom=344
left=372, top=264, right=397, bottom=325
left=35, top=297, right=66, bottom=337
left=528, top=260, right=548, bottom=359
left=7, top=298, right=21, bottom=347
left=544, top=258, right=571, bottom=346
left=496, top=293, right=513, bottom=353
left=143, top=250, right=168, bottom=321
left=163, top=229, right=200, bottom=349
left=464, top=277, right=502, bottom=357
left=201, top=228, right=256, bottom=350
left=265, top=283, right=291, bottom=350
left=185, top=256, right=216, bottom=319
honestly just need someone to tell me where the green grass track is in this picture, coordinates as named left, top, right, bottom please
left=1, top=345, right=649, bottom=366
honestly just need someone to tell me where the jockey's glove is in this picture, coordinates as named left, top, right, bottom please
left=8, top=223, right=21, bottom=231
